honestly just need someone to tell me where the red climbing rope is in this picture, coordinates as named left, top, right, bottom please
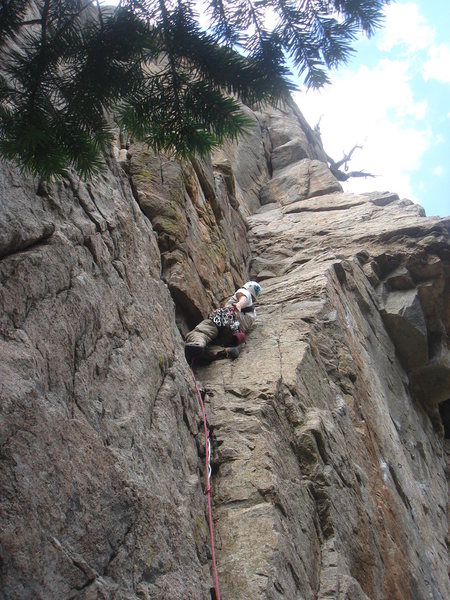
left=191, top=366, right=221, bottom=600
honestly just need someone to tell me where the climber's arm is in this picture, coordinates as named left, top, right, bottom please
left=232, top=292, right=250, bottom=313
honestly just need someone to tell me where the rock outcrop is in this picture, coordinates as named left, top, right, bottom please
left=205, top=191, right=449, bottom=599
left=0, top=98, right=448, bottom=600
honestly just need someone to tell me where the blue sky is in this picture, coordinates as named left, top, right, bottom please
left=295, top=1, right=450, bottom=217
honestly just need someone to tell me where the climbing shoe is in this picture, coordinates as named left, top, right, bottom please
left=185, top=344, right=205, bottom=364
left=225, top=346, right=241, bottom=360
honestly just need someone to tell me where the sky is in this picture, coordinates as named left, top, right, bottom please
left=294, top=1, right=450, bottom=217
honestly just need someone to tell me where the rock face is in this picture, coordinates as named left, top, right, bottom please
left=0, top=99, right=449, bottom=600
left=205, top=192, right=449, bottom=599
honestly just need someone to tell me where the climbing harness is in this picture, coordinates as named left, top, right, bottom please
left=191, top=366, right=221, bottom=600
left=209, top=306, right=240, bottom=332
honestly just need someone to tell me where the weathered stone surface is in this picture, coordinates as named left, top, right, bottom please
left=257, top=100, right=329, bottom=166
left=212, top=106, right=271, bottom=217
left=0, top=158, right=212, bottom=599
left=271, top=137, right=310, bottom=171
left=260, top=158, right=343, bottom=206
left=0, top=95, right=448, bottom=600
left=381, top=289, right=428, bottom=371
left=127, top=147, right=249, bottom=333
left=197, top=190, right=449, bottom=599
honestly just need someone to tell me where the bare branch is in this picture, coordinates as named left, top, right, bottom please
left=331, top=169, right=376, bottom=182
left=327, top=145, right=376, bottom=181
left=327, top=144, right=362, bottom=170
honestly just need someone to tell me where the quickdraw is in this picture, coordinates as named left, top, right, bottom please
left=209, top=306, right=240, bottom=332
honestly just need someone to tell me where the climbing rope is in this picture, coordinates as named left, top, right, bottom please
left=191, top=366, right=221, bottom=600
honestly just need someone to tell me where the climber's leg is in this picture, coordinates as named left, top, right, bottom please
left=185, top=319, right=219, bottom=346
left=185, top=319, right=219, bottom=362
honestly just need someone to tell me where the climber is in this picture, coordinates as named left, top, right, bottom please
left=184, top=281, right=261, bottom=364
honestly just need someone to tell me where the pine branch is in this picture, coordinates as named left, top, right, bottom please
left=207, top=0, right=237, bottom=44
left=159, top=8, right=292, bottom=105
left=157, top=0, right=183, bottom=117
left=0, top=0, right=30, bottom=42
left=275, top=0, right=329, bottom=87
left=0, top=0, right=391, bottom=179
left=332, top=0, right=389, bottom=37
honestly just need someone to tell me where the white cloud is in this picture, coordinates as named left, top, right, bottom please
left=378, top=3, right=450, bottom=87
left=378, top=3, right=435, bottom=53
left=433, top=166, right=444, bottom=176
left=423, top=44, right=450, bottom=83
left=338, top=123, right=431, bottom=200
left=297, top=58, right=427, bottom=124
left=294, top=57, right=432, bottom=202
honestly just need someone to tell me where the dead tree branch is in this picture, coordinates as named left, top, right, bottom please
left=327, top=145, right=376, bottom=181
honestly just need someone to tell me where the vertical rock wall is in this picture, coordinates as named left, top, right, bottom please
left=202, top=191, right=449, bottom=599
left=0, top=100, right=448, bottom=600
left=0, top=157, right=212, bottom=599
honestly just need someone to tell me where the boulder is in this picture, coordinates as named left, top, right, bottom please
left=260, top=159, right=342, bottom=206
left=380, top=289, right=428, bottom=372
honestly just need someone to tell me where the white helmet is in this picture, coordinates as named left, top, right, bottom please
left=243, top=281, right=261, bottom=299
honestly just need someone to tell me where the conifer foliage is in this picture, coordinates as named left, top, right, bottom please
left=0, top=1, right=390, bottom=179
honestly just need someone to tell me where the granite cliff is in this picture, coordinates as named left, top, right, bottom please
left=0, top=99, right=449, bottom=599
